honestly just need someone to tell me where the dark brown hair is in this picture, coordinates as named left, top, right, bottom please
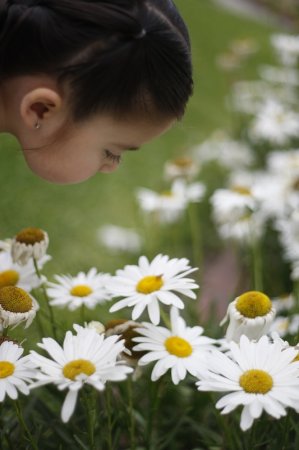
left=0, top=0, right=193, bottom=121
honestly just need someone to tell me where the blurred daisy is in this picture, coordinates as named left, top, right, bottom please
left=192, top=132, right=254, bottom=170
left=216, top=51, right=242, bottom=71
left=211, top=183, right=266, bottom=243
left=196, top=335, right=299, bottom=431
left=249, top=99, right=299, bottom=146
left=276, top=209, right=299, bottom=272
left=0, top=248, right=49, bottom=292
left=171, top=179, right=206, bottom=203
left=230, top=80, right=296, bottom=115
left=47, top=268, right=111, bottom=311
left=11, top=227, right=49, bottom=266
left=0, top=286, right=39, bottom=329
left=271, top=293, right=295, bottom=313
left=108, top=254, right=198, bottom=325
left=136, top=187, right=186, bottom=224
left=97, top=225, right=142, bottom=254
left=216, top=212, right=265, bottom=244
left=271, top=33, right=299, bottom=66
left=0, top=341, right=36, bottom=401
left=259, top=65, right=299, bottom=87
left=133, top=307, right=215, bottom=384
left=164, top=157, right=200, bottom=181
left=267, top=149, right=299, bottom=177
left=230, top=38, right=258, bottom=57
left=211, top=186, right=256, bottom=224
left=270, top=314, right=299, bottom=337
left=85, top=321, right=105, bottom=334
left=30, top=325, right=133, bottom=422
left=221, top=291, right=275, bottom=342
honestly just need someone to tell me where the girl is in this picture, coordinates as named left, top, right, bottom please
left=0, top=0, right=193, bottom=183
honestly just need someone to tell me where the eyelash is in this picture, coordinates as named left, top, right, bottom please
left=104, top=150, right=122, bottom=164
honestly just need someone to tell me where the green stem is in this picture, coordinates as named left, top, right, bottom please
left=146, top=379, right=163, bottom=450
left=294, top=280, right=299, bottom=307
left=14, top=400, right=38, bottom=450
left=281, top=410, right=291, bottom=449
left=187, top=203, right=203, bottom=281
left=159, top=308, right=171, bottom=329
left=2, top=326, right=8, bottom=337
left=210, top=394, right=236, bottom=450
left=81, top=388, right=97, bottom=450
left=33, top=257, right=58, bottom=339
left=81, top=304, right=86, bottom=325
left=105, top=385, right=113, bottom=450
left=251, top=237, right=263, bottom=292
left=127, top=378, right=136, bottom=450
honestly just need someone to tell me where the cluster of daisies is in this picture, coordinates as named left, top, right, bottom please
left=97, top=32, right=299, bottom=267
left=1, top=227, right=299, bottom=432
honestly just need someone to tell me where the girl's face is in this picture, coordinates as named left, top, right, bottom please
left=22, top=114, right=174, bottom=184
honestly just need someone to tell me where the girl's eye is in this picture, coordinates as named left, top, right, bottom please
left=104, top=150, right=122, bottom=164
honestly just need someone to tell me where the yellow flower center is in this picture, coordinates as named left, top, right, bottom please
left=231, top=185, right=251, bottom=196
left=292, top=179, right=299, bottom=191
left=136, top=275, right=164, bottom=294
left=0, top=361, right=15, bottom=378
left=236, top=291, right=272, bottom=318
left=275, top=113, right=286, bottom=124
left=165, top=336, right=193, bottom=358
left=0, top=286, right=32, bottom=313
left=239, top=369, right=273, bottom=394
left=173, top=157, right=193, bottom=168
left=161, top=191, right=173, bottom=197
left=15, top=227, right=45, bottom=245
left=70, top=285, right=93, bottom=297
left=63, top=359, right=96, bottom=380
left=0, top=270, right=20, bottom=288
left=293, top=353, right=299, bottom=362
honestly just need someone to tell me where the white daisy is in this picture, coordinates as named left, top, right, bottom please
left=192, top=132, right=254, bottom=171
left=271, top=33, right=299, bottom=66
left=29, top=325, right=133, bottom=422
left=11, top=227, right=49, bottom=266
left=221, top=291, right=276, bottom=342
left=0, top=248, right=49, bottom=292
left=85, top=321, right=106, bottom=334
left=210, top=186, right=256, bottom=225
left=230, top=38, right=258, bottom=57
left=276, top=209, right=299, bottom=267
left=0, top=286, right=39, bottom=329
left=270, top=314, right=299, bottom=337
left=97, top=225, right=142, bottom=254
left=259, top=65, right=299, bottom=87
left=230, top=80, right=296, bottom=115
left=47, top=268, right=111, bottom=311
left=196, top=335, right=299, bottom=431
left=0, top=340, right=36, bottom=401
left=164, top=157, right=200, bottom=181
left=108, top=254, right=199, bottom=325
left=210, top=185, right=265, bottom=243
left=133, top=307, right=215, bottom=384
left=271, top=293, right=295, bottom=313
left=249, top=99, right=299, bottom=146
left=136, top=185, right=187, bottom=224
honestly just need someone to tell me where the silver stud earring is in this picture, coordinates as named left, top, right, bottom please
left=34, top=121, right=41, bottom=130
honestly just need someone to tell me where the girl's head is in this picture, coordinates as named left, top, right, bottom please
left=0, top=0, right=193, bottom=183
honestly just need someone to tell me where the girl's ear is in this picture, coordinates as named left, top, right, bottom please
left=20, top=88, right=62, bottom=129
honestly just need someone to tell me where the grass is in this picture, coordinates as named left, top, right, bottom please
left=0, top=0, right=279, bottom=277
